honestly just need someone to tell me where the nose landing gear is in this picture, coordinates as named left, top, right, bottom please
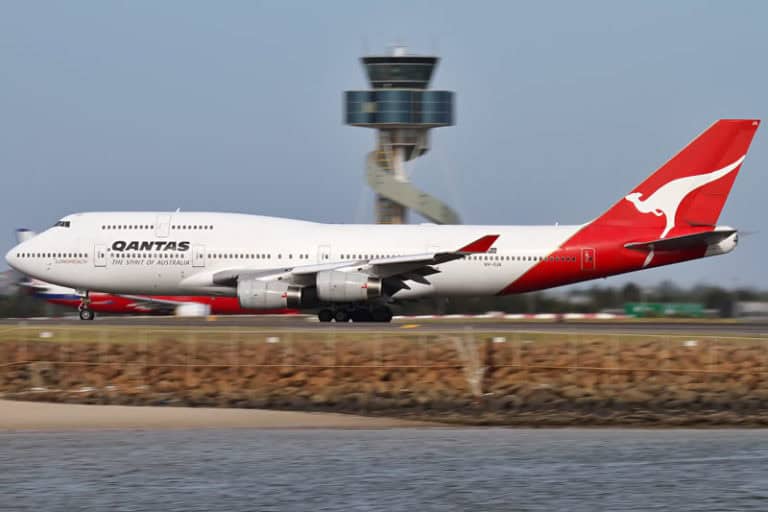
left=77, top=291, right=95, bottom=321
left=78, top=308, right=95, bottom=321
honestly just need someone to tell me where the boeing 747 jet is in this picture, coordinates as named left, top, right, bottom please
left=5, top=120, right=759, bottom=322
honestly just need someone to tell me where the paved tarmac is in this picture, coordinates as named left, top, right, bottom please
left=2, top=315, right=767, bottom=336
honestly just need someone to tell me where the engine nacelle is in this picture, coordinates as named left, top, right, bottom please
left=237, top=279, right=302, bottom=309
left=316, top=271, right=382, bottom=302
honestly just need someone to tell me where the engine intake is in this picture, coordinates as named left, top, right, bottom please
left=237, top=279, right=303, bottom=309
left=316, top=271, right=382, bottom=302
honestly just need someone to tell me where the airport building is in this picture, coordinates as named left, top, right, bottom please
left=344, top=47, right=460, bottom=224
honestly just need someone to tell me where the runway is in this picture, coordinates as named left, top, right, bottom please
left=2, top=315, right=768, bottom=335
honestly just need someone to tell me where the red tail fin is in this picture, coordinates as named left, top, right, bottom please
left=591, top=119, right=759, bottom=238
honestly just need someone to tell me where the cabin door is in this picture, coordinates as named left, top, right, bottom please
left=317, top=245, right=331, bottom=263
left=94, top=244, right=107, bottom=267
left=192, top=245, right=206, bottom=268
left=155, top=214, right=171, bottom=238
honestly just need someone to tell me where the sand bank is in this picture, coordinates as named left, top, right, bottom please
left=0, top=399, right=429, bottom=431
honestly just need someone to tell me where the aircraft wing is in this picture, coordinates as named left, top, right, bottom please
left=208, top=234, right=500, bottom=291
left=115, top=295, right=196, bottom=313
left=367, top=235, right=500, bottom=279
left=119, top=295, right=190, bottom=306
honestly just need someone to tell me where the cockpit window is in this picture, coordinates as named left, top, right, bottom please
left=53, top=221, right=71, bottom=228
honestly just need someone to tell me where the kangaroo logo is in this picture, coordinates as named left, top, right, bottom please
left=624, top=155, right=745, bottom=239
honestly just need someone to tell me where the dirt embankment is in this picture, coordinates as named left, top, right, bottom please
left=1, top=330, right=767, bottom=426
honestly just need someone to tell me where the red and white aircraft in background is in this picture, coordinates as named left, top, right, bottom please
left=20, top=278, right=298, bottom=318
left=13, top=231, right=296, bottom=318
left=6, top=120, right=759, bottom=322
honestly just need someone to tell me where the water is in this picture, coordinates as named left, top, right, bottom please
left=1, top=428, right=767, bottom=511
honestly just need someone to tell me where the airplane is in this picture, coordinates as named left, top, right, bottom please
left=14, top=230, right=298, bottom=319
left=5, top=119, right=759, bottom=323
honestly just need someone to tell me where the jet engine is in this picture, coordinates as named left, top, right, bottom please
left=237, top=279, right=303, bottom=309
left=316, top=271, right=382, bottom=302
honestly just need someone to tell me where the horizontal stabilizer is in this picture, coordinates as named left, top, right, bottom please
left=625, top=229, right=737, bottom=251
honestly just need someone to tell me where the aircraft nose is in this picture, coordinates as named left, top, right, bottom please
left=5, top=246, right=20, bottom=270
left=5, top=242, right=30, bottom=274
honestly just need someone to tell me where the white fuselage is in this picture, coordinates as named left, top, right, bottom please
left=5, top=212, right=581, bottom=299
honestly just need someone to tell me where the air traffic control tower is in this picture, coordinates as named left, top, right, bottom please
left=344, top=47, right=460, bottom=224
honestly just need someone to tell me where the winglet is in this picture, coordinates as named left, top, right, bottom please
left=458, top=235, right=499, bottom=253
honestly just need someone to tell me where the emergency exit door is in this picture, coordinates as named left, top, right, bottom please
left=155, top=214, right=171, bottom=238
left=94, top=244, right=107, bottom=267
left=581, top=248, right=596, bottom=271
left=192, top=245, right=206, bottom=267
left=317, top=245, right=331, bottom=263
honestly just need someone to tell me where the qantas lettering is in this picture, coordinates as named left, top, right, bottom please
left=111, top=241, right=191, bottom=252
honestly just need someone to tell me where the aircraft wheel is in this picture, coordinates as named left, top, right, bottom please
left=371, top=306, right=393, bottom=323
left=79, top=308, right=95, bottom=321
left=351, top=308, right=373, bottom=322
left=333, top=309, right=350, bottom=323
left=318, top=309, right=333, bottom=322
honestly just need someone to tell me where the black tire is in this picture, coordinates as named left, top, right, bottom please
left=371, top=306, right=393, bottom=323
left=318, top=309, right=333, bottom=322
left=333, top=309, right=350, bottom=323
left=79, top=308, right=95, bottom=321
left=351, top=309, right=373, bottom=322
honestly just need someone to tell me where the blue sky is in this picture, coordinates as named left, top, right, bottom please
left=1, top=1, right=766, bottom=287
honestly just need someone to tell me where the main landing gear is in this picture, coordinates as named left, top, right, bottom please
left=78, top=291, right=95, bottom=321
left=317, top=305, right=393, bottom=323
